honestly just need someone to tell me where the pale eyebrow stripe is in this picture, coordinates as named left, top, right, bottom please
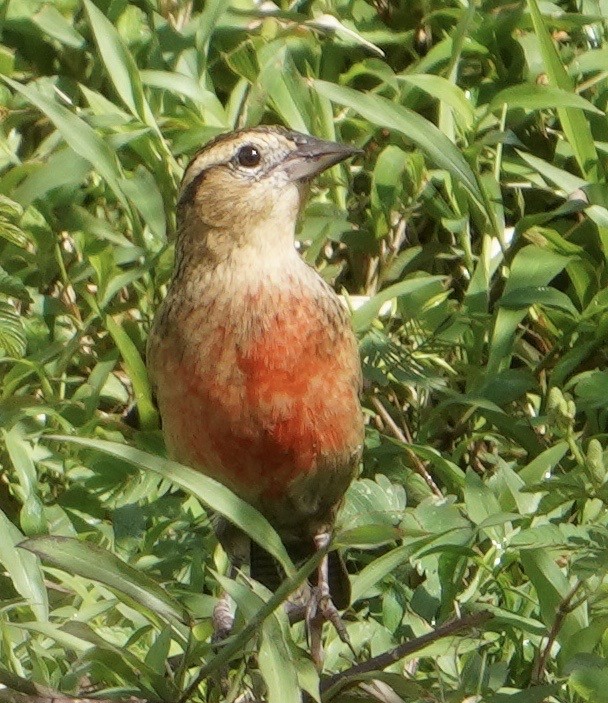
left=181, top=152, right=214, bottom=192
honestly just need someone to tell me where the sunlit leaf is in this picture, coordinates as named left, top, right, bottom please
left=48, top=435, right=295, bottom=576
left=3, top=77, right=126, bottom=207
left=21, top=535, right=188, bottom=629
left=314, top=80, right=483, bottom=206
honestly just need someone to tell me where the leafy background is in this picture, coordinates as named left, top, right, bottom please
left=1, top=0, right=608, bottom=701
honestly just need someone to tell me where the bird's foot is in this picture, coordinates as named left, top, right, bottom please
left=306, top=585, right=353, bottom=668
left=212, top=592, right=234, bottom=643
left=306, top=532, right=354, bottom=668
left=211, top=594, right=234, bottom=695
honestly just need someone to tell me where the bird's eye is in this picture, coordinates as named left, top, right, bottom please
left=236, top=144, right=261, bottom=168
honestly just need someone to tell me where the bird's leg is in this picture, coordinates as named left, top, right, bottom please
left=306, top=532, right=353, bottom=668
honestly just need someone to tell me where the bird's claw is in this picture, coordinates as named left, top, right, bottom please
left=306, top=585, right=353, bottom=668
left=212, top=593, right=234, bottom=644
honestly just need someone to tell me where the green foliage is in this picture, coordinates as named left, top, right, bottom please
left=1, top=0, right=608, bottom=701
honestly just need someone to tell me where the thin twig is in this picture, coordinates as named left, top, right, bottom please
left=320, top=610, right=492, bottom=697
left=0, top=687, right=146, bottom=703
left=371, top=396, right=443, bottom=497
left=1, top=611, right=492, bottom=703
left=0, top=669, right=147, bottom=703
left=178, top=549, right=326, bottom=703
left=533, top=582, right=584, bottom=683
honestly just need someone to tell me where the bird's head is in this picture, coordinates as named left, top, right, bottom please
left=176, top=126, right=360, bottom=258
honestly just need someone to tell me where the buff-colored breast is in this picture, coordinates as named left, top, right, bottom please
left=148, top=274, right=363, bottom=536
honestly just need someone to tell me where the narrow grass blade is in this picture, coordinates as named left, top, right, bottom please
left=352, top=276, right=444, bottom=332
left=527, top=0, right=601, bottom=181
left=47, top=435, right=295, bottom=577
left=399, top=74, right=474, bottom=129
left=490, top=84, right=602, bottom=115
left=314, top=80, right=483, bottom=206
left=105, top=316, right=159, bottom=431
left=0, top=509, right=48, bottom=621
left=3, top=77, right=126, bottom=207
left=20, top=535, right=187, bottom=627
left=84, top=0, right=156, bottom=129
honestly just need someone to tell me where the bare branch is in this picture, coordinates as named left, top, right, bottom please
left=533, top=582, right=585, bottom=683
left=371, top=396, right=442, bottom=497
left=0, top=612, right=492, bottom=703
left=0, top=690, right=146, bottom=703
left=320, top=610, right=492, bottom=697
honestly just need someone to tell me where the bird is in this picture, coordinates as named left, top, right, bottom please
left=146, top=125, right=364, bottom=665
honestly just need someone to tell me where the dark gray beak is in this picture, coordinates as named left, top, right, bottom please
left=281, top=134, right=362, bottom=182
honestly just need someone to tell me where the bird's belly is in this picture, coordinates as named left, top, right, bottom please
left=155, top=303, right=362, bottom=524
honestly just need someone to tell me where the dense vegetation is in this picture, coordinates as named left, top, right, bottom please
left=2, top=0, right=608, bottom=701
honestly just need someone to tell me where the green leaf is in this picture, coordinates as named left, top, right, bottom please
left=351, top=276, right=444, bottom=332
left=306, top=15, right=384, bottom=57
left=195, top=0, right=229, bottom=56
left=140, top=70, right=227, bottom=126
left=0, top=46, right=15, bottom=76
left=0, top=265, right=29, bottom=302
left=573, top=371, right=608, bottom=410
left=84, top=0, right=156, bottom=129
left=464, top=471, right=503, bottom=529
left=0, top=509, right=48, bottom=621
left=144, top=625, right=173, bottom=674
left=3, top=77, right=126, bottom=207
left=503, top=246, right=573, bottom=296
left=259, top=47, right=310, bottom=133
left=518, top=442, right=568, bottom=485
left=21, top=535, right=188, bottom=629
left=0, top=299, right=26, bottom=357
left=517, top=150, right=586, bottom=195
left=258, top=620, right=301, bottom=703
left=4, top=426, right=48, bottom=535
left=12, top=148, right=91, bottom=208
left=488, top=684, right=562, bottom=702
left=569, top=665, right=608, bottom=703
left=527, top=0, right=601, bottom=181
left=487, top=245, right=572, bottom=374
left=61, top=621, right=172, bottom=699
left=351, top=542, right=419, bottom=602
left=119, top=166, right=166, bottom=241
left=407, top=444, right=466, bottom=489
left=490, top=84, right=602, bottom=115
left=104, top=316, right=159, bottom=431
left=498, top=286, right=579, bottom=316
left=570, top=47, right=608, bottom=75
left=510, top=524, right=564, bottom=548
left=399, top=74, right=475, bottom=128
left=313, top=80, right=483, bottom=206
left=48, top=435, right=295, bottom=577
left=32, top=5, right=85, bottom=48
left=219, top=576, right=301, bottom=703
left=0, top=195, right=27, bottom=248
left=520, top=549, right=587, bottom=644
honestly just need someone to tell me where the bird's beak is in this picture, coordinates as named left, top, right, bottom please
left=281, top=135, right=362, bottom=182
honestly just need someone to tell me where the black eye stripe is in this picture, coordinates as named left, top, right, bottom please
left=178, top=168, right=208, bottom=209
